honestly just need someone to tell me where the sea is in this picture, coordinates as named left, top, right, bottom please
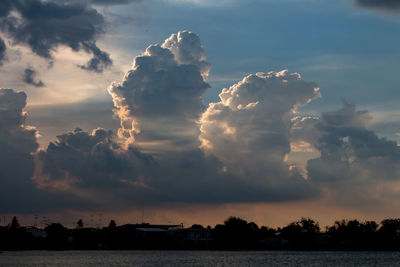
left=1, top=250, right=400, bottom=266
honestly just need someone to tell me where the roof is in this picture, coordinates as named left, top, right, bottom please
left=136, top=228, right=167, bottom=232
left=121, top=224, right=183, bottom=230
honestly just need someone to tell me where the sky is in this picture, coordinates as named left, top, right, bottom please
left=1, top=0, right=400, bottom=228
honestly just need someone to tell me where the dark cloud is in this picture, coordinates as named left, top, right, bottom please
left=0, top=38, right=6, bottom=65
left=0, top=0, right=112, bottom=72
left=39, top=128, right=152, bottom=190
left=23, top=67, right=45, bottom=87
left=290, top=101, right=400, bottom=207
left=37, top=128, right=318, bottom=209
left=63, top=0, right=142, bottom=5
left=355, top=0, right=400, bottom=12
left=305, top=101, right=400, bottom=183
left=79, top=42, right=112, bottom=72
left=89, top=0, right=142, bottom=5
left=0, top=89, right=92, bottom=213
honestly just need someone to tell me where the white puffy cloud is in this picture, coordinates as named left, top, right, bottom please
left=108, top=31, right=210, bottom=153
left=14, top=30, right=400, bottom=214
left=162, top=31, right=211, bottom=80
left=199, top=70, right=320, bottom=186
left=35, top=33, right=321, bottom=208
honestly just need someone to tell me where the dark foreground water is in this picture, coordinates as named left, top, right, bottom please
left=1, top=250, right=400, bottom=266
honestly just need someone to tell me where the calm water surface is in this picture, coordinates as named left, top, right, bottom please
left=1, top=250, right=400, bottom=266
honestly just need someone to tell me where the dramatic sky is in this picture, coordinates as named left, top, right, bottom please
left=1, top=0, right=400, bottom=228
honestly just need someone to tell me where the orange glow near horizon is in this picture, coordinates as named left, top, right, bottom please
left=3, top=198, right=397, bottom=230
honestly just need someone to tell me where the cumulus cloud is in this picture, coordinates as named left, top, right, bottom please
left=34, top=32, right=320, bottom=209
left=9, top=30, right=400, bottom=214
left=199, top=70, right=320, bottom=197
left=355, top=0, right=400, bottom=13
left=0, top=89, right=92, bottom=213
left=0, top=0, right=112, bottom=72
left=291, top=100, right=400, bottom=207
left=38, top=128, right=151, bottom=190
left=109, top=31, right=210, bottom=152
left=306, top=101, right=400, bottom=182
left=23, top=67, right=45, bottom=87
left=37, top=129, right=317, bottom=207
left=162, top=31, right=211, bottom=80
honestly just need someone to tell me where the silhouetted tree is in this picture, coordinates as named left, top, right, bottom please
left=108, top=219, right=117, bottom=228
left=248, top=222, right=259, bottom=231
left=76, top=219, right=84, bottom=229
left=326, top=219, right=380, bottom=249
left=260, top=226, right=276, bottom=238
left=10, top=216, right=20, bottom=229
left=280, top=218, right=320, bottom=249
left=212, top=217, right=260, bottom=249
left=5, top=215, right=400, bottom=250
left=45, top=223, right=70, bottom=249
left=190, top=224, right=204, bottom=229
left=224, top=216, right=248, bottom=228
left=379, top=218, right=400, bottom=249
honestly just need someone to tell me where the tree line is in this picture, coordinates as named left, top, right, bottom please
left=2, top=216, right=400, bottom=250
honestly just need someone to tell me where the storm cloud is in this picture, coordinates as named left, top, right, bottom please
left=0, top=89, right=92, bottom=213
left=0, top=0, right=112, bottom=72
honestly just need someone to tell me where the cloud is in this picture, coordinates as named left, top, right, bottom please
left=308, top=101, right=400, bottom=182
left=9, top=30, right=400, bottom=214
left=199, top=70, right=320, bottom=197
left=292, top=100, right=400, bottom=207
left=37, top=129, right=317, bottom=208
left=33, top=32, right=320, bottom=210
left=23, top=67, right=45, bottom=87
left=38, top=128, right=152, bottom=191
left=0, top=0, right=112, bottom=72
left=108, top=31, right=210, bottom=151
left=0, top=89, right=92, bottom=213
left=163, top=0, right=235, bottom=7
left=78, top=42, right=113, bottom=73
left=88, top=0, right=142, bottom=5
left=355, top=0, right=400, bottom=13
left=0, top=38, right=6, bottom=65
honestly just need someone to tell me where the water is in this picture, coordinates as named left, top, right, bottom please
left=1, top=250, right=400, bottom=266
